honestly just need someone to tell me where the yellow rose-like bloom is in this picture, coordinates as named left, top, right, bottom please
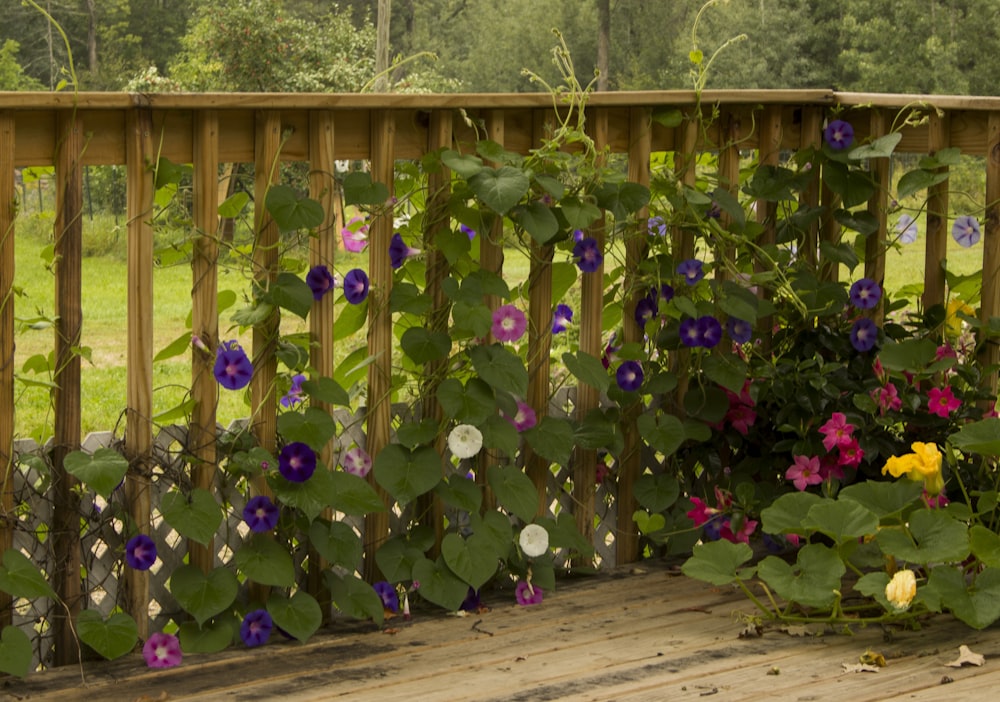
left=881, top=442, right=944, bottom=495
left=885, top=569, right=917, bottom=611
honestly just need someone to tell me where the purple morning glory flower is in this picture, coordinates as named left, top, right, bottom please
left=460, top=224, right=477, bottom=240
left=706, top=201, right=721, bottom=220
left=243, top=494, right=279, bottom=533
left=343, top=268, right=370, bottom=304
left=240, top=609, right=273, bottom=647
left=389, top=233, right=420, bottom=269
left=896, top=214, right=918, bottom=244
left=373, top=581, right=399, bottom=613
left=572, top=229, right=585, bottom=242
left=213, top=340, right=253, bottom=391
left=616, top=360, right=644, bottom=392
left=341, top=446, right=372, bottom=478
left=125, top=534, right=157, bottom=570
left=551, top=303, right=573, bottom=334
left=278, top=441, right=317, bottom=483
left=952, top=215, right=981, bottom=248
left=849, top=278, right=882, bottom=310
left=306, top=265, right=336, bottom=301
left=573, top=237, right=603, bottom=273
left=680, top=317, right=701, bottom=348
left=727, top=317, right=752, bottom=344
left=634, top=295, right=657, bottom=330
left=460, top=587, right=482, bottom=612
left=696, top=315, right=723, bottom=349
left=515, top=580, right=544, bottom=606
left=280, top=373, right=307, bottom=408
left=676, top=259, right=704, bottom=285
left=648, top=216, right=666, bottom=237
left=824, top=119, right=854, bottom=150
left=850, top=317, right=878, bottom=352
left=659, top=284, right=674, bottom=302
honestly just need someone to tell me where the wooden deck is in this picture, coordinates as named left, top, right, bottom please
left=5, top=562, right=1000, bottom=701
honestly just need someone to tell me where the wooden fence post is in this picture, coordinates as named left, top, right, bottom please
left=717, top=109, right=740, bottom=282
left=978, top=111, right=1000, bottom=397
left=0, top=111, right=14, bottom=631
left=923, top=111, right=951, bottom=312
left=755, top=105, right=782, bottom=351
left=799, top=107, right=823, bottom=267
left=51, top=110, right=84, bottom=666
left=364, top=108, right=395, bottom=581
left=865, top=109, right=890, bottom=327
left=189, top=110, right=220, bottom=574
left=671, top=116, right=699, bottom=415
left=124, top=107, right=155, bottom=643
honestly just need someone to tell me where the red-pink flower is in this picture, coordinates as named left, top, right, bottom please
left=818, top=454, right=845, bottom=482
left=719, top=518, right=758, bottom=544
left=819, top=412, right=855, bottom=451
left=491, top=304, right=527, bottom=343
left=686, top=496, right=718, bottom=527
left=927, top=386, right=960, bottom=418
left=504, top=399, right=537, bottom=432
left=837, top=439, right=864, bottom=468
left=786, top=455, right=823, bottom=491
left=871, top=383, right=902, bottom=415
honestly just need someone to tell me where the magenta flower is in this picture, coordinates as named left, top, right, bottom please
left=676, top=258, right=704, bottom=285
left=213, top=340, right=253, bottom=390
left=373, top=581, right=399, bottom=613
left=515, top=580, right=544, bottom=606
left=341, top=446, right=372, bottom=478
left=726, top=403, right=757, bottom=436
left=819, top=412, right=855, bottom=452
left=240, top=609, right=273, bottom=648
left=896, top=214, right=918, bottom=244
left=726, top=317, right=752, bottom=344
left=389, top=233, right=420, bottom=269
left=719, top=518, right=757, bottom=544
left=601, top=332, right=620, bottom=369
left=786, top=455, right=823, bottom=491
left=837, top=440, right=864, bottom=468
left=850, top=318, right=878, bottom=352
left=573, top=237, right=603, bottom=273
left=243, top=495, right=279, bottom=533
left=551, top=303, right=573, bottom=334
left=341, top=216, right=368, bottom=252
left=871, top=383, right=902, bottom=414
left=849, top=278, right=881, bottom=310
left=504, top=399, right=537, bottom=432
left=143, top=632, right=182, bottom=668
left=306, top=265, right=336, bottom=301
left=823, top=119, right=854, bottom=150
left=278, top=442, right=317, bottom=483
left=125, top=534, right=157, bottom=570
left=928, top=386, right=961, bottom=418
left=952, top=215, right=981, bottom=248
left=686, top=496, right=718, bottom=527
left=491, top=304, right=527, bottom=342
left=616, top=360, right=643, bottom=392
left=280, top=373, right=306, bottom=408
left=343, top=268, right=370, bottom=304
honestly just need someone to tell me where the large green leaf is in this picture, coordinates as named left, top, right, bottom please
left=436, top=377, right=496, bottom=424
left=756, top=544, right=845, bottom=609
left=400, top=327, right=452, bottom=365
left=159, top=488, right=222, bottom=547
left=268, top=467, right=336, bottom=522
left=877, top=338, right=938, bottom=373
left=264, top=184, right=325, bottom=232
left=594, top=181, right=650, bottom=219
left=169, top=565, right=239, bottom=627
left=435, top=475, right=483, bottom=514
left=441, top=533, right=498, bottom=590
left=562, top=351, right=610, bottom=392
left=896, top=168, right=950, bottom=200
left=970, top=525, right=1000, bottom=568
left=309, top=519, right=364, bottom=569
left=301, top=377, right=351, bottom=407
left=63, top=448, right=128, bottom=500
left=267, top=591, right=322, bottom=642
left=536, top=512, right=594, bottom=556
left=469, top=510, right=514, bottom=560
left=0, top=626, right=32, bottom=678
left=802, top=500, right=879, bottom=544
left=487, top=465, right=538, bottom=522
left=178, top=618, right=236, bottom=654
left=848, top=132, right=902, bottom=160
left=681, top=540, right=755, bottom=586
left=375, top=536, right=424, bottom=583
left=268, top=271, right=314, bottom=320
left=440, top=149, right=484, bottom=178
left=523, top=417, right=574, bottom=467
left=702, top=355, right=748, bottom=395
left=0, top=548, right=56, bottom=600
left=234, top=534, right=296, bottom=587
left=511, top=201, right=559, bottom=244
left=636, top=413, right=686, bottom=459
left=480, top=414, right=520, bottom=457
left=838, top=480, right=924, bottom=519
left=950, top=418, right=1000, bottom=457
left=76, top=611, right=138, bottom=660
left=821, top=161, right=876, bottom=208
left=342, top=171, right=390, bottom=206
left=276, top=407, right=337, bottom=452
left=926, top=566, right=1000, bottom=629
left=469, top=345, right=528, bottom=397
left=328, top=573, right=385, bottom=625
left=328, top=471, right=387, bottom=516
left=468, top=166, right=530, bottom=214
left=633, top=473, right=680, bottom=512
left=411, top=557, right=469, bottom=611
left=759, top=492, right=825, bottom=535
left=373, top=444, right=443, bottom=505
left=876, top=509, right=970, bottom=565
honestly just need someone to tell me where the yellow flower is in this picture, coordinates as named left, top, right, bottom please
left=881, top=442, right=943, bottom=495
left=945, top=298, right=974, bottom=338
left=885, top=569, right=917, bottom=611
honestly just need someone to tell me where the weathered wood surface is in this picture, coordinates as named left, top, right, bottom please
left=6, top=562, right=1000, bottom=701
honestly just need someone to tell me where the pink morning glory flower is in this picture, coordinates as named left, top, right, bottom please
left=515, top=580, right=544, bottom=606
left=341, top=216, right=368, bottom=252
left=491, top=304, right=527, bottom=342
left=341, top=446, right=372, bottom=478
left=686, top=496, right=718, bottom=527
left=786, top=455, right=823, bottom=491
left=504, top=399, right=537, bottom=432
left=143, top=632, right=182, bottom=668
left=927, top=386, right=961, bottom=418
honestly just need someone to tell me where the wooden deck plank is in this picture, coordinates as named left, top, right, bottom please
left=5, top=564, right=1000, bottom=702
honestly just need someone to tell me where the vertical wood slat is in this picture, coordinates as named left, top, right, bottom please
left=923, top=111, right=951, bottom=312
left=124, top=108, right=155, bottom=642
left=188, top=110, right=220, bottom=574
left=671, top=117, right=699, bottom=416
left=572, top=107, right=609, bottom=556
left=306, top=109, right=338, bottom=609
left=865, top=109, right=890, bottom=327
left=978, top=112, right=1000, bottom=396
left=755, top=106, right=782, bottom=351
left=0, top=111, right=14, bottom=630
left=799, top=107, right=823, bottom=267
left=525, top=109, right=555, bottom=517
left=717, top=109, right=740, bottom=282
left=418, top=109, right=453, bottom=555
left=617, top=107, right=652, bottom=566
left=364, top=108, right=395, bottom=581
left=51, top=110, right=84, bottom=666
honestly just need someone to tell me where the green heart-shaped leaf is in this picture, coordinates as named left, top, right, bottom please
left=309, top=519, right=363, bottom=569
left=803, top=500, right=879, bottom=544
left=411, top=557, right=469, bottom=611
left=0, top=548, right=56, bottom=600
left=178, top=617, right=236, bottom=654
left=756, top=544, right=845, bottom=608
left=327, top=573, right=384, bottom=625
left=169, top=564, right=239, bottom=626
left=927, top=566, right=1000, bottom=629
left=76, top=610, right=138, bottom=660
left=876, top=509, right=970, bottom=565
left=523, top=417, right=574, bottom=467
left=469, top=345, right=528, bottom=397
left=633, top=473, right=680, bottom=512
left=328, top=471, right=387, bottom=516
left=264, top=184, right=325, bottom=232
left=0, top=625, right=32, bottom=677
left=342, top=171, right=390, bottom=206
left=373, top=444, right=443, bottom=505
left=468, top=166, right=530, bottom=214
left=441, top=533, right=497, bottom=591
left=375, top=536, right=424, bottom=583
left=276, top=407, right=337, bottom=452
left=234, top=534, right=295, bottom=588
left=63, top=448, right=128, bottom=500
left=681, top=540, right=755, bottom=586
left=267, top=591, right=321, bottom=642
left=488, top=465, right=538, bottom=523
left=160, top=488, right=222, bottom=547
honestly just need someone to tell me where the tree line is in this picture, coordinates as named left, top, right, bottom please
left=1, top=0, right=997, bottom=95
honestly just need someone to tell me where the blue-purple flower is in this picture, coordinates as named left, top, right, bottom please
left=460, top=224, right=476, bottom=240
left=278, top=442, right=317, bottom=483
left=460, top=587, right=482, bottom=612
left=676, top=259, right=705, bottom=285
left=850, top=317, right=879, bottom=352
left=389, top=233, right=420, bottom=269
left=680, top=317, right=701, bottom=347
left=343, top=268, right=370, bottom=304
left=125, top=534, right=157, bottom=570
left=697, top=316, right=723, bottom=349
left=573, top=237, right=603, bottom=273
left=648, top=216, right=666, bottom=237
left=280, top=373, right=306, bottom=408
left=824, top=119, right=854, bottom=150
left=952, top=215, right=981, bottom=248
left=306, top=265, right=336, bottom=301
left=849, top=278, right=882, bottom=310
left=896, top=214, right=918, bottom=244
left=726, top=317, right=752, bottom=344
left=572, top=229, right=585, bottom=242
left=243, top=495, right=280, bottom=533
left=634, top=294, right=657, bottom=330
left=240, top=609, right=273, bottom=648
left=373, top=581, right=399, bottom=613
left=551, top=304, right=573, bottom=334
left=616, top=360, right=644, bottom=392
left=659, top=284, right=675, bottom=302
left=213, top=341, right=252, bottom=391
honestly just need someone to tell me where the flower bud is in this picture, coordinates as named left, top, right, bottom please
left=885, top=569, right=917, bottom=611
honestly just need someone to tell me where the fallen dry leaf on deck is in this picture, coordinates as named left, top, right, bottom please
left=945, top=645, right=985, bottom=668
left=780, top=624, right=822, bottom=637
left=841, top=663, right=880, bottom=673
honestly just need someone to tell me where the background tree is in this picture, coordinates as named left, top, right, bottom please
left=0, top=40, right=45, bottom=91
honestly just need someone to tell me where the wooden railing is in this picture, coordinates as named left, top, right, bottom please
left=2, top=89, right=1000, bottom=664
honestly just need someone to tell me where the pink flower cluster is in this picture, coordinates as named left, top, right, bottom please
left=723, top=382, right=756, bottom=436
left=785, top=412, right=864, bottom=491
left=686, top=487, right=758, bottom=544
